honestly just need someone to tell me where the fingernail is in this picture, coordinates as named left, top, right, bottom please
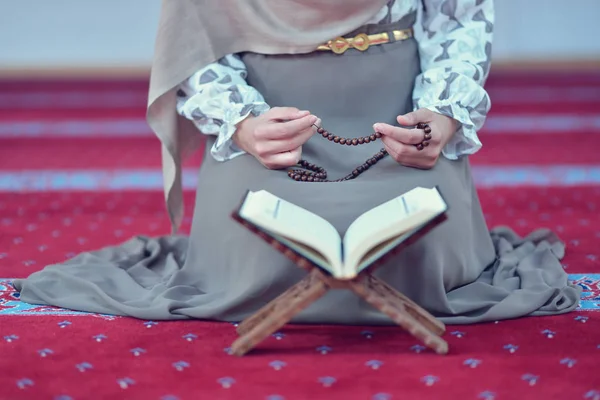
left=298, top=110, right=310, bottom=116
left=373, top=123, right=382, bottom=132
left=309, top=115, right=318, bottom=123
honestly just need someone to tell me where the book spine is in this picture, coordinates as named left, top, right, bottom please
left=365, top=213, right=448, bottom=274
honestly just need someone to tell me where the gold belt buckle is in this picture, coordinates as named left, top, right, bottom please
left=320, top=30, right=411, bottom=54
left=329, top=33, right=370, bottom=54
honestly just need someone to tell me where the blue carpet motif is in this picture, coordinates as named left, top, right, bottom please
left=2, top=275, right=598, bottom=317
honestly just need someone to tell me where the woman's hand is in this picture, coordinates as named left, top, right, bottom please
left=234, top=107, right=319, bottom=169
left=374, top=109, right=459, bottom=169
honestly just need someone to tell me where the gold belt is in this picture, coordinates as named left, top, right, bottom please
left=316, top=28, right=413, bottom=54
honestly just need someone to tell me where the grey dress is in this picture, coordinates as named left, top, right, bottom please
left=13, top=17, right=580, bottom=325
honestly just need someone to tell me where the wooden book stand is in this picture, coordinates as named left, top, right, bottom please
left=230, top=213, right=449, bottom=356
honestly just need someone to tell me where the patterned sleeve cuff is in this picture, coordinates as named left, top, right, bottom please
left=210, top=99, right=270, bottom=162
left=176, top=55, right=271, bottom=162
left=425, top=102, right=482, bottom=160
left=414, top=71, right=490, bottom=159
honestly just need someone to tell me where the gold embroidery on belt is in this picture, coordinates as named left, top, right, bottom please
left=316, top=29, right=413, bottom=54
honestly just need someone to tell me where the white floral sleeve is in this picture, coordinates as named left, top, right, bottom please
left=413, top=0, right=494, bottom=159
left=176, top=54, right=270, bottom=162
left=177, top=0, right=493, bottom=162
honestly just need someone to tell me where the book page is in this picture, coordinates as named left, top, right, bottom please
left=238, top=190, right=343, bottom=273
left=342, top=187, right=446, bottom=275
left=354, top=225, right=420, bottom=273
left=270, top=233, right=332, bottom=270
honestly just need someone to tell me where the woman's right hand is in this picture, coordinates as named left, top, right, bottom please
left=233, top=107, right=319, bottom=169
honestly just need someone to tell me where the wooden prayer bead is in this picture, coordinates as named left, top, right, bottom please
left=291, top=123, right=430, bottom=182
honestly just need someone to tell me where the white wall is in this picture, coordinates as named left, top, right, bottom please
left=492, top=0, right=600, bottom=61
left=0, top=0, right=160, bottom=68
left=0, top=0, right=599, bottom=69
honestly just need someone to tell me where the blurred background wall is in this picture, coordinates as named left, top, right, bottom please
left=1, top=0, right=599, bottom=72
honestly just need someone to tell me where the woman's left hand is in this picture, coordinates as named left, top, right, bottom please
left=373, top=109, right=459, bottom=169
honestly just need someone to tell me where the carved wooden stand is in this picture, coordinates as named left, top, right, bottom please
left=230, top=262, right=448, bottom=356
left=230, top=202, right=449, bottom=356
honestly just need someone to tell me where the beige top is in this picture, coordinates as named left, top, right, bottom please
left=146, top=0, right=388, bottom=233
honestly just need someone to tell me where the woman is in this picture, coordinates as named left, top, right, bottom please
left=14, top=0, right=580, bottom=324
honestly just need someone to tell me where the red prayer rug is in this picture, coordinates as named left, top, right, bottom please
left=0, top=71, right=599, bottom=400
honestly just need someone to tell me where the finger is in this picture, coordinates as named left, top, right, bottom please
left=278, top=114, right=318, bottom=136
left=373, top=123, right=424, bottom=145
left=267, top=107, right=310, bottom=122
left=259, top=122, right=317, bottom=154
left=288, top=146, right=302, bottom=161
left=255, top=119, right=317, bottom=157
left=260, top=147, right=302, bottom=169
left=380, top=135, right=406, bottom=160
left=262, top=114, right=318, bottom=140
left=381, top=136, right=437, bottom=169
left=396, top=108, right=434, bottom=126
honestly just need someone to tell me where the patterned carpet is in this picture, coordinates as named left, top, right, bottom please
left=0, top=71, right=599, bottom=400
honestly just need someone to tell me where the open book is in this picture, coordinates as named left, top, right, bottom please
left=233, top=186, right=448, bottom=280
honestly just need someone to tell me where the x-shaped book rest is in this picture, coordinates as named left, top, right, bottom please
left=230, top=213, right=449, bottom=357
